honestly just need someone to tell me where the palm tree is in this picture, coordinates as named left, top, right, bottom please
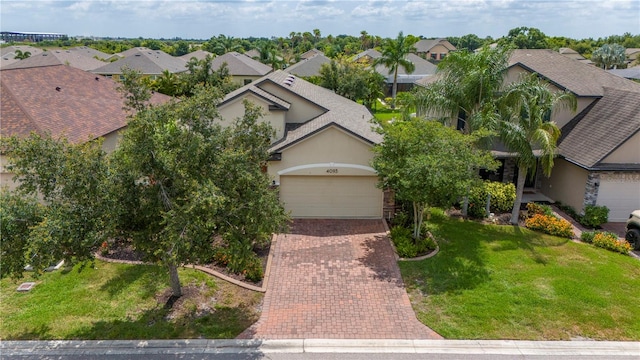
left=412, top=46, right=512, bottom=134
left=498, top=74, right=577, bottom=224
left=373, top=31, right=417, bottom=105
left=14, top=49, right=31, bottom=60
left=591, top=43, right=626, bottom=69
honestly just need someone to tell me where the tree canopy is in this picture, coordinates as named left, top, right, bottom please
left=373, top=119, right=496, bottom=239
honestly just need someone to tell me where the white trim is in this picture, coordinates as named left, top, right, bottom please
left=277, top=163, right=376, bottom=175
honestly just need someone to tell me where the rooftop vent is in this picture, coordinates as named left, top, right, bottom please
left=283, top=75, right=296, bottom=86
left=95, top=77, right=100, bottom=81
left=55, top=86, right=61, bottom=91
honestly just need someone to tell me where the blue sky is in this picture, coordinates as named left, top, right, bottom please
left=1, top=0, right=639, bottom=40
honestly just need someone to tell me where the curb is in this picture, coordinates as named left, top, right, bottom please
left=3, top=339, right=639, bottom=356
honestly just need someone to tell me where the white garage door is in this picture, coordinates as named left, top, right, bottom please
left=279, top=175, right=382, bottom=218
left=596, top=179, right=640, bottom=222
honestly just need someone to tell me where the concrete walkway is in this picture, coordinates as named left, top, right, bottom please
left=239, top=219, right=441, bottom=339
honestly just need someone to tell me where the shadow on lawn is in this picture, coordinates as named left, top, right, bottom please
left=99, top=264, right=165, bottom=299
left=10, top=305, right=258, bottom=341
left=479, top=224, right=570, bottom=265
left=403, top=217, right=492, bottom=295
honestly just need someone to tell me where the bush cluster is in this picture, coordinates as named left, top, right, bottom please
left=526, top=202, right=553, bottom=217
left=468, top=181, right=516, bottom=219
left=555, top=202, right=609, bottom=229
left=390, top=225, right=437, bottom=258
left=213, top=247, right=264, bottom=283
left=581, top=205, right=610, bottom=228
left=581, top=231, right=631, bottom=255
left=525, top=213, right=575, bottom=238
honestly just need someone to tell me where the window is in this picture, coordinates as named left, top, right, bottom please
left=430, top=53, right=437, bottom=60
left=440, top=53, right=447, bottom=60
left=244, top=79, right=252, bottom=85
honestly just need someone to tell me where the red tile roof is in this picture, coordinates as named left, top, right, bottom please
left=1, top=65, right=170, bottom=144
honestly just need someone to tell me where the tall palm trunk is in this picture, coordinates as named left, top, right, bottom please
left=510, top=167, right=527, bottom=225
left=168, top=263, right=182, bottom=297
left=391, top=68, right=399, bottom=108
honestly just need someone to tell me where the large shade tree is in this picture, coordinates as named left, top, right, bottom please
left=498, top=74, right=576, bottom=224
left=373, top=119, right=496, bottom=239
left=373, top=31, right=417, bottom=105
left=110, top=80, right=287, bottom=298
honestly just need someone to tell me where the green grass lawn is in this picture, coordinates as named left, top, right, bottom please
left=0, top=261, right=262, bottom=340
left=402, top=210, right=640, bottom=341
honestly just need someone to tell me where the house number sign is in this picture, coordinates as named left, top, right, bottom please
left=326, top=168, right=339, bottom=174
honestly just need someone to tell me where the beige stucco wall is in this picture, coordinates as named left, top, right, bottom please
left=0, top=155, right=18, bottom=192
left=218, top=93, right=286, bottom=141
left=601, top=131, right=640, bottom=164
left=259, top=82, right=325, bottom=123
left=540, top=158, right=589, bottom=211
left=426, top=44, right=453, bottom=59
left=267, top=126, right=376, bottom=183
left=101, top=131, right=123, bottom=153
left=504, top=65, right=585, bottom=129
left=231, top=75, right=263, bottom=87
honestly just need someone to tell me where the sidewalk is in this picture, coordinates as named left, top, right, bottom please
left=2, top=339, right=640, bottom=356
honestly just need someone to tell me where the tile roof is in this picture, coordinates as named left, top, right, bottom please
left=508, top=49, right=639, bottom=97
left=300, top=49, right=324, bottom=60
left=68, top=46, right=111, bottom=60
left=1, top=50, right=107, bottom=71
left=92, top=48, right=188, bottom=75
left=352, top=49, right=382, bottom=62
left=608, top=67, right=640, bottom=80
left=558, top=87, right=640, bottom=169
left=221, top=70, right=381, bottom=152
left=284, top=53, right=331, bottom=77
left=1, top=65, right=171, bottom=144
left=209, top=51, right=272, bottom=76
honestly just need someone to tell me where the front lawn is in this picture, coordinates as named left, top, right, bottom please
left=0, top=261, right=262, bottom=340
left=402, top=209, right=640, bottom=340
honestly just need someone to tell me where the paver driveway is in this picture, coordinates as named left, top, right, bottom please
left=240, top=219, right=442, bottom=339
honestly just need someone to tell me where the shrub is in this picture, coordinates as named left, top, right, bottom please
left=580, top=231, right=596, bottom=243
left=468, top=181, right=516, bottom=219
left=592, top=231, right=631, bottom=255
left=581, top=205, right=609, bottom=228
left=525, top=214, right=575, bottom=238
left=390, top=225, right=437, bottom=258
left=527, top=202, right=553, bottom=217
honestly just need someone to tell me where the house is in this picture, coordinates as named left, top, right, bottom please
left=92, top=47, right=188, bottom=80
left=299, top=48, right=324, bottom=60
left=352, top=49, right=381, bottom=64
left=68, top=46, right=111, bottom=61
left=608, top=67, right=640, bottom=80
left=217, top=70, right=384, bottom=218
left=373, top=53, right=437, bottom=95
left=505, top=49, right=640, bottom=221
left=625, top=48, right=640, bottom=66
left=1, top=49, right=107, bottom=71
left=284, top=53, right=331, bottom=78
left=558, top=47, right=593, bottom=65
left=209, top=51, right=273, bottom=86
left=413, top=38, right=456, bottom=62
left=0, top=45, right=44, bottom=69
left=0, top=64, right=170, bottom=190
left=180, top=49, right=214, bottom=62
left=414, top=48, right=640, bottom=221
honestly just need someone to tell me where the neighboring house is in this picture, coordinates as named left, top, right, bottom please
left=68, top=46, right=111, bottom=61
left=1, top=50, right=107, bottom=71
left=180, top=49, right=214, bottom=62
left=414, top=48, right=640, bottom=221
left=209, top=51, right=273, bottom=86
left=243, top=49, right=260, bottom=59
left=352, top=49, right=381, bottom=64
left=607, top=67, right=640, bottom=80
left=299, top=48, right=324, bottom=60
left=92, top=47, right=188, bottom=80
left=504, top=49, right=640, bottom=221
left=626, top=48, right=640, bottom=66
left=217, top=70, right=384, bottom=219
left=0, top=45, right=44, bottom=69
left=373, top=53, right=437, bottom=95
left=284, top=53, right=331, bottom=78
left=558, top=47, right=593, bottom=65
left=0, top=64, right=170, bottom=190
left=414, top=38, right=456, bottom=62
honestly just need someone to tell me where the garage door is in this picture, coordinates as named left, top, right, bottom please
left=279, top=175, right=382, bottom=218
left=596, top=179, right=640, bottom=222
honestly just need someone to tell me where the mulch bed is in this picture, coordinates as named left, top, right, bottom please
left=100, top=241, right=270, bottom=289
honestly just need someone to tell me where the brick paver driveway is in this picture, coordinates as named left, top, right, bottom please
left=240, top=219, right=442, bottom=339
